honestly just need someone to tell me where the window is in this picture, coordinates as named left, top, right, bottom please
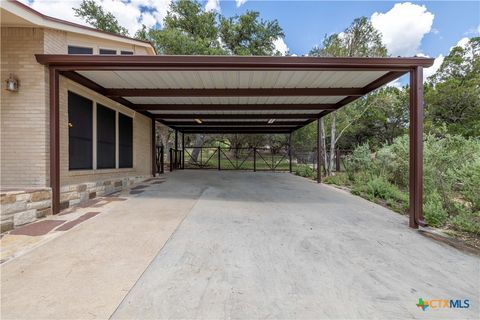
left=120, top=51, right=134, bottom=55
left=96, top=104, right=116, bottom=169
left=68, top=46, right=93, bottom=54
left=68, top=92, right=93, bottom=170
left=119, top=114, right=133, bottom=168
left=99, top=48, right=117, bottom=55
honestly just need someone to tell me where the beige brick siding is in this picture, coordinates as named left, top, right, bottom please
left=59, top=77, right=152, bottom=187
left=43, top=29, right=67, bottom=54
left=1, top=27, right=49, bottom=188
left=1, top=26, right=152, bottom=191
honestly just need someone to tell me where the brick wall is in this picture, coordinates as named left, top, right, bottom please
left=1, top=27, right=49, bottom=188
left=44, top=29, right=68, bottom=54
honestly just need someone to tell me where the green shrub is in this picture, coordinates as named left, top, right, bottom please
left=456, top=158, right=480, bottom=211
left=423, top=192, right=449, bottom=227
left=451, top=211, right=480, bottom=235
left=323, top=173, right=350, bottom=186
left=294, top=165, right=315, bottom=178
left=352, top=175, right=408, bottom=213
left=324, top=133, right=480, bottom=235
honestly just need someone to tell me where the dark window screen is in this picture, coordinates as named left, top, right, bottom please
left=120, top=51, right=134, bottom=55
left=68, top=46, right=93, bottom=54
left=97, top=104, right=116, bottom=169
left=99, top=48, right=116, bottom=55
left=119, top=114, right=133, bottom=168
left=68, top=92, right=93, bottom=170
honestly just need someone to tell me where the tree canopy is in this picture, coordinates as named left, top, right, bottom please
left=425, top=37, right=480, bottom=137
left=73, top=0, right=129, bottom=36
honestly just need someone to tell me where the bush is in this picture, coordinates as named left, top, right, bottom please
left=351, top=174, right=408, bottom=213
left=451, top=209, right=480, bottom=235
left=323, top=173, right=350, bottom=186
left=456, top=158, right=480, bottom=211
left=335, top=133, right=480, bottom=235
left=294, top=165, right=315, bottom=178
left=423, top=192, right=449, bottom=227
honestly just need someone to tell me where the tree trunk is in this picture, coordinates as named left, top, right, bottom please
left=190, top=134, right=204, bottom=162
left=328, top=111, right=337, bottom=175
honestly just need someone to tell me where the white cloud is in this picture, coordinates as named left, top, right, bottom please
left=274, top=38, right=289, bottom=56
left=454, top=37, right=470, bottom=49
left=205, top=0, right=220, bottom=12
left=236, top=0, right=247, bottom=8
left=386, top=79, right=403, bottom=89
left=423, top=54, right=444, bottom=81
left=21, top=0, right=172, bottom=36
left=371, top=2, right=434, bottom=56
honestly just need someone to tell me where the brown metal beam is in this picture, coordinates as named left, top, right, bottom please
left=409, top=67, right=425, bottom=228
left=181, top=128, right=292, bottom=134
left=35, top=54, right=435, bottom=71
left=49, top=68, right=60, bottom=214
left=173, top=126, right=297, bottom=131
left=164, top=121, right=304, bottom=126
left=153, top=113, right=319, bottom=120
left=106, top=88, right=363, bottom=98
left=133, top=103, right=337, bottom=111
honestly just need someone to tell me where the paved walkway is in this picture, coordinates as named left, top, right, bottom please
left=1, top=171, right=479, bottom=319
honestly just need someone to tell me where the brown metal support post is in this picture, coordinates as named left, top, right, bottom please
left=49, top=68, right=60, bottom=214
left=174, top=130, right=178, bottom=169
left=253, top=147, right=257, bottom=172
left=151, top=118, right=156, bottom=176
left=289, top=133, right=292, bottom=173
left=169, top=148, right=173, bottom=172
left=181, top=133, right=185, bottom=169
left=160, top=146, right=164, bottom=174
left=409, top=66, right=425, bottom=228
left=217, top=146, right=221, bottom=170
left=317, top=117, right=321, bottom=183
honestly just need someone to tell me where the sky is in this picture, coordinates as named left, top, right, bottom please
left=22, top=0, right=480, bottom=83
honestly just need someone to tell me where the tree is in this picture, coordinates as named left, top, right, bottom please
left=139, top=0, right=224, bottom=55
left=219, top=11, right=284, bottom=55
left=309, top=17, right=388, bottom=175
left=425, top=37, right=480, bottom=137
left=73, top=0, right=129, bottom=36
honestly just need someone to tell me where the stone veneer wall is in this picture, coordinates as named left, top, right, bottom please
left=1, top=189, right=52, bottom=232
left=59, top=175, right=148, bottom=210
left=1, top=175, right=149, bottom=232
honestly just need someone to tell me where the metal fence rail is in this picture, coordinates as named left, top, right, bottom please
left=160, top=146, right=351, bottom=177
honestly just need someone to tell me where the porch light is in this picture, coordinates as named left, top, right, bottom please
left=195, top=118, right=202, bottom=124
left=5, top=74, right=19, bottom=92
left=268, top=119, right=275, bottom=124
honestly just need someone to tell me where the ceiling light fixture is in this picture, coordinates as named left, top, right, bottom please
left=267, top=119, right=275, bottom=124
left=195, top=118, right=202, bottom=124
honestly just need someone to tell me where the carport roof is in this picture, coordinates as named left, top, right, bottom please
left=36, top=55, right=434, bottom=134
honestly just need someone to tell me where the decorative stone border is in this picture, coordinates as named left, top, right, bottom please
left=1, top=175, right=149, bottom=233
left=59, top=175, right=147, bottom=210
left=1, top=189, right=52, bottom=232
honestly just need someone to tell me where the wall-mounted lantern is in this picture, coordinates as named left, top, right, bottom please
left=5, top=74, right=19, bottom=92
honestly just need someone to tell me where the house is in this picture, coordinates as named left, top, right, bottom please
left=1, top=0, right=156, bottom=231
left=1, top=1, right=433, bottom=234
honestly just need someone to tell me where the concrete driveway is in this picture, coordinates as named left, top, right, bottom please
left=2, top=171, right=479, bottom=319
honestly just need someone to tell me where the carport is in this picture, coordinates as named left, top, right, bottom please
left=35, top=54, right=434, bottom=228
